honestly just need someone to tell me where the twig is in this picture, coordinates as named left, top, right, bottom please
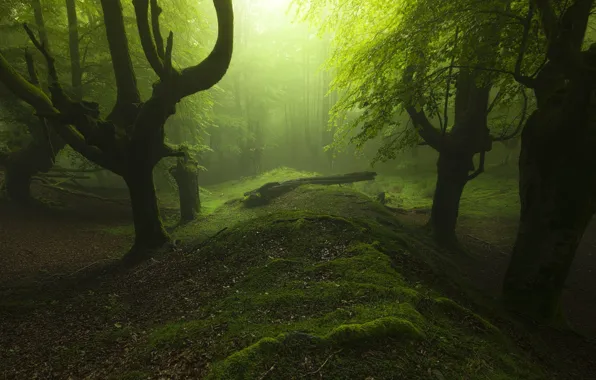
left=304, top=349, right=343, bottom=377
left=258, top=364, right=276, bottom=380
left=193, top=227, right=229, bottom=251
left=67, top=258, right=118, bottom=277
left=46, top=258, right=117, bottom=280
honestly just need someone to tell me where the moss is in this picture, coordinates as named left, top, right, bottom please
left=206, top=337, right=282, bottom=379
left=325, top=315, right=425, bottom=345
left=433, top=297, right=501, bottom=335
left=46, top=170, right=553, bottom=379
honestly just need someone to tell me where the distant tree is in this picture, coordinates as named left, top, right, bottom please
left=0, top=0, right=234, bottom=261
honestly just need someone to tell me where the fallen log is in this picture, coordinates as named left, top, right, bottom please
left=243, top=171, right=377, bottom=206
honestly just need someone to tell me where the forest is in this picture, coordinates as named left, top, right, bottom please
left=0, top=0, right=595, bottom=378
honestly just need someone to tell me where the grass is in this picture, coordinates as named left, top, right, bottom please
left=353, top=164, right=519, bottom=219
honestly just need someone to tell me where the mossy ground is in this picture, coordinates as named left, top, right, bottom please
left=2, top=166, right=593, bottom=379
left=0, top=168, right=582, bottom=379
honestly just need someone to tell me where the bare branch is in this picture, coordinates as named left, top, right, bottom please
left=151, top=0, right=165, bottom=59
left=132, top=0, right=165, bottom=77
left=23, top=23, right=58, bottom=85
left=176, top=0, right=234, bottom=100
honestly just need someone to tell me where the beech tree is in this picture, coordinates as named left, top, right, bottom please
left=0, top=0, right=234, bottom=261
left=503, top=0, right=596, bottom=321
left=294, top=0, right=533, bottom=247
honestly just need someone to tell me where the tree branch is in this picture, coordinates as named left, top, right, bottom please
left=0, top=52, right=115, bottom=173
left=176, top=0, right=234, bottom=100
left=23, top=23, right=58, bottom=86
left=132, top=0, right=165, bottom=78
left=0, top=51, right=55, bottom=115
left=151, top=0, right=165, bottom=59
left=402, top=66, right=444, bottom=151
left=100, top=0, right=141, bottom=110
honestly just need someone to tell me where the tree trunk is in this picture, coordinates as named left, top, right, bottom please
left=170, top=158, right=200, bottom=223
left=502, top=111, right=596, bottom=321
left=4, top=126, right=64, bottom=204
left=124, top=167, right=169, bottom=260
left=428, top=151, right=472, bottom=248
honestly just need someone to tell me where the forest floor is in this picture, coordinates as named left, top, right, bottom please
left=0, top=167, right=595, bottom=378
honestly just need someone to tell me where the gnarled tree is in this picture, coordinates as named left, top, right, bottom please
left=503, top=0, right=596, bottom=321
left=0, top=0, right=234, bottom=261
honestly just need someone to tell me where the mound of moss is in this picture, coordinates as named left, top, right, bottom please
left=139, top=188, right=547, bottom=379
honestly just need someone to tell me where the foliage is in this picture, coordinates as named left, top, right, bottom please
left=292, top=0, right=545, bottom=162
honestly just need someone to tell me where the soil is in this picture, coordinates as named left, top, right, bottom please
left=0, top=180, right=133, bottom=286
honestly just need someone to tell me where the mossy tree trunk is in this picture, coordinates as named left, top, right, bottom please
left=503, top=0, right=596, bottom=321
left=170, top=157, right=200, bottom=223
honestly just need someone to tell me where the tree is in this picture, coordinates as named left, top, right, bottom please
left=502, top=0, right=596, bottom=321
left=2, top=0, right=80, bottom=203
left=0, top=0, right=234, bottom=261
left=294, top=0, right=530, bottom=247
